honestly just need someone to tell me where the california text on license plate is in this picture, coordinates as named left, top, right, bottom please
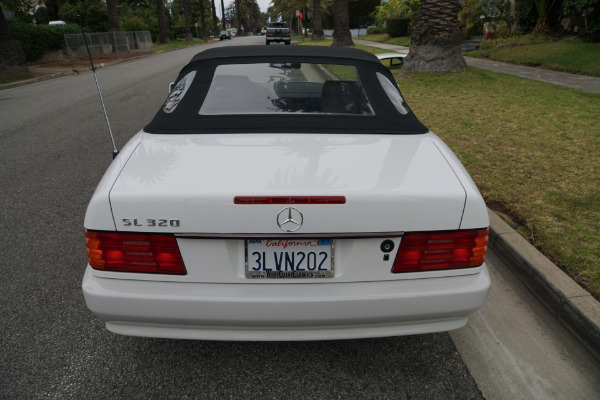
left=246, top=239, right=334, bottom=279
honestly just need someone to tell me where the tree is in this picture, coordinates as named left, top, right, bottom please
left=2, top=0, right=34, bottom=22
left=240, top=0, right=260, bottom=33
left=403, top=0, right=465, bottom=73
left=532, top=0, right=558, bottom=33
left=235, top=0, right=241, bottom=34
left=220, top=0, right=225, bottom=30
left=331, top=0, right=352, bottom=46
left=183, top=0, right=193, bottom=40
left=226, top=0, right=259, bottom=34
left=271, top=0, right=309, bottom=30
left=34, top=5, right=51, bottom=24
left=106, top=0, right=121, bottom=31
left=312, top=0, right=324, bottom=40
left=224, top=1, right=235, bottom=25
left=59, top=0, right=110, bottom=32
left=155, top=0, right=169, bottom=43
left=45, top=0, right=60, bottom=21
left=211, top=0, right=219, bottom=35
left=0, top=4, right=27, bottom=70
left=198, top=0, right=208, bottom=39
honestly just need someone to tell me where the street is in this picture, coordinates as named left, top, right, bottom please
left=1, top=36, right=599, bottom=399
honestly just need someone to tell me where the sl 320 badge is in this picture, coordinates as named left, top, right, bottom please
left=122, top=218, right=181, bottom=227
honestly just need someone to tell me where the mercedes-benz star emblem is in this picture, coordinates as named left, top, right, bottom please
left=277, top=207, right=303, bottom=232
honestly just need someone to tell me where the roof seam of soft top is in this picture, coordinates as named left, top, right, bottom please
left=190, top=45, right=381, bottom=63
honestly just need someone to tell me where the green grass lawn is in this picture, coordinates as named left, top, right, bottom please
left=300, top=40, right=600, bottom=298
left=299, top=41, right=389, bottom=79
left=357, top=33, right=599, bottom=76
left=291, top=34, right=312, bottom=41
left=400, top=69, right=600, bottom=298
left=467, top=36, right=600, bottom=76
left=299, top=39, right=390, bottom=55
left=356, top=33, right=411, bottom=46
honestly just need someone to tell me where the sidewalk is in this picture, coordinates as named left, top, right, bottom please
left=354, top=39, right=600, bottom=94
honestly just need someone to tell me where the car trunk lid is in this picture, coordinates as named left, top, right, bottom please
left=109, top=132, right=466, bottom=234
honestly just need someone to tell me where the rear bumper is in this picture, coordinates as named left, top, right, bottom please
left=266, top=37, right=290, bottom=43
left=82, top=265, right=490, bottom=341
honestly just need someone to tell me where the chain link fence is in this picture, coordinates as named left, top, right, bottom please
left=64, top=31, right=152, bottom=61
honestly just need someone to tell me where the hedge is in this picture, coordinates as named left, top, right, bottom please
left=367, top=27, right=384, bottom=35
left=7, top=21, right=81, bottom=62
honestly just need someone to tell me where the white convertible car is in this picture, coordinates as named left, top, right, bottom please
left=83, top=46, right=490, bottom=341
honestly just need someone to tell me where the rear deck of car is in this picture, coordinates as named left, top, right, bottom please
left=82, top=46, right=490, bottom=340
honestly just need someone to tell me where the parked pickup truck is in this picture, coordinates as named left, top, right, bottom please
left=266, top=22, right=291, bottom=45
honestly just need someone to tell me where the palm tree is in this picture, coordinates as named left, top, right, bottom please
left=331, top=0, right=352, bottom=46
left=156, top=0, right=170, bottom=44
left=184, top=0, right=193, bottom=41
left=235, top=0, right=241, bottom=34
left=271, top=0, right=313, bottom=32
left=532, top=0, right=557, bottom=33
left=221, top=0, right=226, bottom=30
left=211, top=0, right=219, bottom=36
left=403, top=0, right=465, bottom=73
left=106, top=0, right=120, bottom=31
left=0, top=4, right=27, bottom=70
left=199, top=0, right=209, bottom=39
left=312, top=0, right=324, bottom=40
left=238, top=0, right=261, bottom=34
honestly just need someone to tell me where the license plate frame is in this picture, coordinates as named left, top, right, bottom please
left=245, top=239, right=334, bottom=279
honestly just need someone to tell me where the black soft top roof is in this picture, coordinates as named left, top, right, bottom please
left=190, top=45, right=382, bottom=64
left=145, top=46, right=428, bottom=135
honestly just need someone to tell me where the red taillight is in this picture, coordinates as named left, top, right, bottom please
left=266, top=30, right=269, bottom=35
left=288, top=30, right=291, bottom=35
left=392, top=228, right=488, bottom=273
left=234, top=196, right=346, bottom=205
left=85, top=230, right=186, bottom=274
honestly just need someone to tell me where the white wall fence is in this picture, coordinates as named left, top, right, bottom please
left=322, top=26, right=377, bottom=37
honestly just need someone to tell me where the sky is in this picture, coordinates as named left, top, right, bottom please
left=256, top=0, right=272, bottom=13
left=216, top=1, right=273, bottom=16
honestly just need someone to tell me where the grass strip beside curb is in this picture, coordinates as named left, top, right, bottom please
left=397, top=67, right=600, bottom=298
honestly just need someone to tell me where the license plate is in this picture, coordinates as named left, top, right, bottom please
left=246, top=239, right=334, bottom=279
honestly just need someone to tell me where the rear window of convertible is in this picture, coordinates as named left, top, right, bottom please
left=165, top=63, right=374, bottom=116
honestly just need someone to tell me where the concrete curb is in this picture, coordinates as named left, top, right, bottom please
left=0, top=72, right=65, bottom=91
left=488, top=209, right=600, bottom=362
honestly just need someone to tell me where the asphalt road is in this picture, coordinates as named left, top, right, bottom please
left=1, top=36, right=599, bottom=399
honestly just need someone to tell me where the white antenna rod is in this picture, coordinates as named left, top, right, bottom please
left=78, top=15, right=119, bottom=159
